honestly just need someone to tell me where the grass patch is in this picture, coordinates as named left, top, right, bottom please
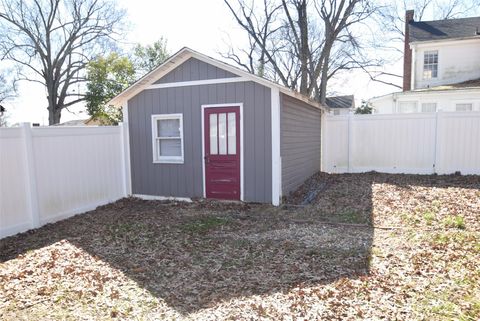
left=442, top=215, right=466, bottom=229
left=182, top=216, right=229, bottom=233
left=428, top=231, right=480, bottom=253
left=337, top=210, right=366, bottom=224
left=423, top=211, right=436, bottom=225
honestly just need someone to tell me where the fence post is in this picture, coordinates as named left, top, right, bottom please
left=347, top=113, right=353, bottom=173
left=21, top=122, right=40, bottom=229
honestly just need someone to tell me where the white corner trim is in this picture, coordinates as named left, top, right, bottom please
left=147, top=77, right=249, bottom=90
left=201, top=103, right=244, bottom=201
left=133, top=194, right=193, bottom=202
left=151, top=113, right=185, bottom=164
left=121, top=102, right=132, bottom=195
left=411, top=45, right=416, bottom=90
left=271, top=88, right=281, bottom=206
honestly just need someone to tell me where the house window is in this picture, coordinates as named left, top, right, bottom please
left=151, top=114, right=184, bottom=163
left=423, top=51, right=438, bottom=79
left=456, top=103, right=473, bottom=112
left=398, top=101, right=418, bottom=113
left=421, top=103, right=437, bottom=113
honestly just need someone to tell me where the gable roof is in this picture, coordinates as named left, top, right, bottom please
left=409, top=16, right=480, bottom=43
left=325, top=95, right=355, bottom=109
left=108, top=47, right=328, bottom=111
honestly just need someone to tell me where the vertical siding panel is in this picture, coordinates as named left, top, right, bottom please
left=244, top=82, right=256, bottom=200
left=148, top=90, right=156, bottom=194
left=191, top=58, right=199, bottom=81
left=158, top=88, right=169, bottom=196
left=226, top=83, right=235, bottom=102
left=207, top=63, right=216, bottom=79
left=139, top=93, right=149, bottom=195
left=217, top=83, right=226, bottom=103
left=155, top=58, right=238, bottom=84
left=199, top=60, right=208, bottom=80
left=264, top=86, right=272, bottom=202
left=192, top=85, right=202, bottom=196
left=254, top=84, right=265, bottom=201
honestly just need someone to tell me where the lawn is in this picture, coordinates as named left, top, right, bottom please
left=1, top=173, right=479, bottom=320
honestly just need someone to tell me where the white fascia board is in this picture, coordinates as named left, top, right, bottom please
left=411, top=37, right=480, bottom=48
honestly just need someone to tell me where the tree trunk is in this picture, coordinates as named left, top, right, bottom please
left=48, top=105, right=62, bottom=125
left=319, top=47, right=331, bottom=105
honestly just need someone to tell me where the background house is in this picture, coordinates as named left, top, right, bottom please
left=370, top=11, right=480, bottom=114
left=325, top=95, right=355, bottom=115
left=110, top=48, right=326, bottom=205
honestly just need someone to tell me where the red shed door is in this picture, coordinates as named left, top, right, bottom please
left=204, top=107, right=240, bottom=200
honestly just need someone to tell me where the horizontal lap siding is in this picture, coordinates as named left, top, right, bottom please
left=154, top=57, right=239, bottom=84
left=128, top=81, right=272, bottom=203
left=281, top=94, right=322, bottom=195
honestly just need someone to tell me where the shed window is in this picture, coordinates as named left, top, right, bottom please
left=456, top=103, right=473, bottom=112
left=423, top=51, right=438, bottom=79
left=398, top=101, right=418, bottom=113
left=152, top=114, right=184, bottom=163
left=421, top=103, right=437, bottom=113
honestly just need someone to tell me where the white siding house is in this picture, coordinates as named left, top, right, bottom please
left=370, top=12, right=480, bottom=114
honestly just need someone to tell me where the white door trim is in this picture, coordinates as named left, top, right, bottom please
left=201, top=103, right=244, bottom=201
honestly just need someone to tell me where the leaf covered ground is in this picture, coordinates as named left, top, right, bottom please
left=1, top=173, right=479, bottom=320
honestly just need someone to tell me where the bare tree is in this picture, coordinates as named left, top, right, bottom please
left=223, top=0, right=379, bottom=104
left=0, top=0, right=126, bottom=125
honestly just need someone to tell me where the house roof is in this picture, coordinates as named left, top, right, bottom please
left=414, top=78, right=480, bottom=91
left=409, top=16, right=480, bottom=43
left=325, top=95, right=355, bottom=109
left=369, top=78, right=480, bottom=102
left=53, top=119, right=90, bottom=126
left=108, top=47, right=328, bottom=111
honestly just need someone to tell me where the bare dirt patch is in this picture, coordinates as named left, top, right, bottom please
left=1, top=173, right=479, bottom=320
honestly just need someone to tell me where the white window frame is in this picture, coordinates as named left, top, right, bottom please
left=398, top=101, right=418, bottom=113
left=421, top=102, right=437, bottom=113
left=455, top=103, right=473, bottom=112
left=423, top=50, right=438, bottom=80
left=151, top=113, right=184, bottom=164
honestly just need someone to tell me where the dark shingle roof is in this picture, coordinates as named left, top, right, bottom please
left=325, top=95, right=355, bottom=109
left=409, top=16, right=480, bottom=42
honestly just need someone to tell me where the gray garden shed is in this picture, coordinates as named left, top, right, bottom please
left=110, top=47, right=327, bottom=205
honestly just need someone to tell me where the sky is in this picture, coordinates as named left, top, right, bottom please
left=3, top=0, right=400, bottom=126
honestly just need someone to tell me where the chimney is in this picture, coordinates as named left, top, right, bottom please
left=403, top=10, right=414, bottom=91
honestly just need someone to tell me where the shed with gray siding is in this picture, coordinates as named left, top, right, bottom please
left=110, top=47, right=327, bottom=205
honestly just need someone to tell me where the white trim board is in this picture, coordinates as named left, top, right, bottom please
left=271, top=88, right=282, bottom=206
left=151, top=113, right=185, bottom=164
left=201, top=103, right=244, bottom=202
left=147, top=77, right=248, bottom=89
left=121, top=101, right=132, bottom=195
left=133, top=194, right=193, bottom=202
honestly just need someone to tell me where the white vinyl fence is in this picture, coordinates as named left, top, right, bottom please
left=0, top=124, right=127, bottom=238
left=322, top=112, right=480, bottom=175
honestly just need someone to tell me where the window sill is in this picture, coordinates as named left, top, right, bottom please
left=153, top=159, right=184, bottom=164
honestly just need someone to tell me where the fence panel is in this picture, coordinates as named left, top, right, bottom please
left=0, top=128, right=31, bottom=237
left=436, top=112, right=480, bottom=175
left=0, top=125, right=126, bottom=238
left=323, top=112, right=480, bottom=175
